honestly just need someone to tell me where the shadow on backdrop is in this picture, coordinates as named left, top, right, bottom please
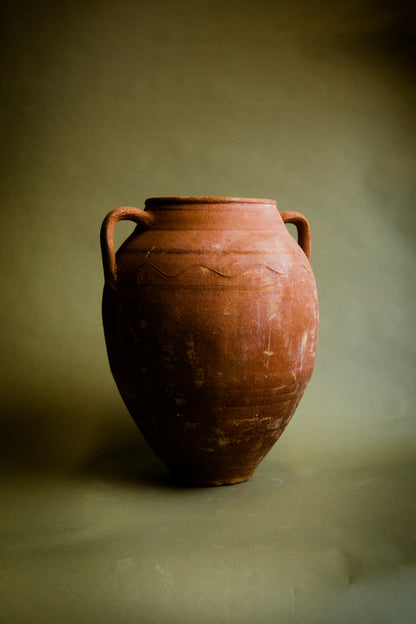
left=0, top=396, right=170, bottom=487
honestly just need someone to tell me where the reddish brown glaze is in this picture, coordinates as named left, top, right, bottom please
left=101, top=197, right=318, bottom=485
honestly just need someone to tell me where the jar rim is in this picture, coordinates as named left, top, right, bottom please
left=145, top=196, right=277, bottom=207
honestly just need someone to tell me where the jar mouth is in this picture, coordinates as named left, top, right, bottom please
left=145, top=196, right=276, bottom=207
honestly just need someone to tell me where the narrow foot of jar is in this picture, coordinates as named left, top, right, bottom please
left=170, top=471, right=254, bottom=487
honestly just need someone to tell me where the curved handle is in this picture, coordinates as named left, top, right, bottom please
left=100, top=206, right=154, bottom=290
left=280, top=210, right=312, bottom=261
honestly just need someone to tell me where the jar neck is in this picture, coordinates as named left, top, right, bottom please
left=143, top=197, right=283, bottom=231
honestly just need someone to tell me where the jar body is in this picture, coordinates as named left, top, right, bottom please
left=102, top=197, right=318, bottom=485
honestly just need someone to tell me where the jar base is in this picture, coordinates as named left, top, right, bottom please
left=170, top=470, right=254, bottom=487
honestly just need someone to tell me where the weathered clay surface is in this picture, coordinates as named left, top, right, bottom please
left=101, top=197, right=318, bottom=485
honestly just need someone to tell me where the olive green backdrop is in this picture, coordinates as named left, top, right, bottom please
left=1, top=1, right=415, bottom=623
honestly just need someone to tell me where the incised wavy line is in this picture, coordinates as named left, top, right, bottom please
left=130, top=263, right=285, bottom=278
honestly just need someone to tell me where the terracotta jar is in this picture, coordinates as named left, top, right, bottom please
left=101, top=197, right=318, bottom=485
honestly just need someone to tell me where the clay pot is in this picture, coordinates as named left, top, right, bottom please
left=101, top=197, right=318, bottom=485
